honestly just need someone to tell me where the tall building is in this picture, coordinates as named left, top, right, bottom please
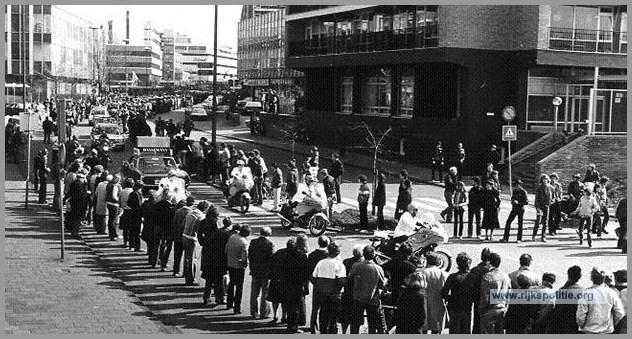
left=238, top=5, right=304, bottom=114
left=105, top=21, right=162, bottom=90
left=5, top=5, right=97, bottom=102
left=282, top=5, right=627, bottom=167
left=173, top=33, right=237, bottom=85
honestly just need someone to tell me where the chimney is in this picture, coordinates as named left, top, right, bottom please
left=125, top=10, right=130, bottom=44
left=107, top=20, right=113, bottom=44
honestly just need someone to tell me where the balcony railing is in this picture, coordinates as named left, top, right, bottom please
left=288, top=26, right=438, bottom=57
left=548, top=27, right=627, bottom=54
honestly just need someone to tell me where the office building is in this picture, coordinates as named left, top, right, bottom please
left=5, top=5, right=97, bottom=101
left=281, top=5, right=627, bottom=166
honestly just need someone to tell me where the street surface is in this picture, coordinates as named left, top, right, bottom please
left=9, top=110, right=626, bottom=333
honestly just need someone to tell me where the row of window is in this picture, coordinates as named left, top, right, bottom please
left=340, top=69, right=414, bottom=117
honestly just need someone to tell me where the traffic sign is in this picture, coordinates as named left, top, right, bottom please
left=501, top=106, right=516, bottom=122
left=502, top=125, right=517, bottom=141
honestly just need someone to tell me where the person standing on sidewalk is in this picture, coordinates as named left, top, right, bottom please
left=154, top=191, right=175, bottom=269
left=480, top=180, right=501, bottom=241
left=284, top=234, right=311, bottom=333
left=270, top=163, right=283, bottom=212
left=572, top=188, right=600, bottom=248
left=532, top=174, right=554, bottom=243
left=198, top=204, right=220, bottom=305
left=94, top=173, right=111, bottom=235
left=373, top=172, right=386, bottom=230
left=501, top=179, right=529, bottom=243
left=319, top=169, right=337, bottom=219
left=225, top=224, right=251, bottom=314
left=285, top=160, right=299, bottom=203
left=441, top=252, right=472, bottom=334
left=597, top=176, right=611, bottom=235
left=440, top=167, right=458, bottom=223
left=479, top=252, right=511, bottom=334
left=172, top=196, right=195, bottom=276
left=311, top=241, right=347, bottom=334
left=452, top=181, right=468, bottom=238
left=42, top=116, right=54, bottom=144
left=357, top=175, right=371, bottom=231
left=127, top=180, right=144, bottom=253
left=118, top=178, right=135, bottom=248
left=395, top=170, right=412, bottom=220
left=36, top=149, right=50, bottom=204
left=67, top=169, right=89, bottom=238
left=141, top=191, right=159, bottom=264
left=106, top=175, right=123, bottom=241
left=330, top=153, right=344, bottom=204
left=465, top=247, right=491, bottom=334
left=204, top=216, right=232, bottom=306
left=248, top=150, right=265, bottom=206
left=455, top=142, right=466, bottom=181
left=548, top=173, right=563, bottom=236
left=307, top=235, right=331, bottom=334
left=248, top=226, right=274, bottom=319
left=348, top=245, right=387, bottom=334
left=182, top=200, right=210, bottom=285
left=431, top=141, right=444, bottom=182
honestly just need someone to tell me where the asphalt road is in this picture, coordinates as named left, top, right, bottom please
left=70, top=113, right=626, bottom=332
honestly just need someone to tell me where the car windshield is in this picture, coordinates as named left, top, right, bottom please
left=138, top=157, right=177, bottom=173
left=94, top=126, right=119, bottom=134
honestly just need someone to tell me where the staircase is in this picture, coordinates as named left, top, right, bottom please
left=511, top=132, right=583, bottom=189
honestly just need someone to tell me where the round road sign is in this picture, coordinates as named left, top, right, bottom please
left=501, top=106, right=516, bottom=122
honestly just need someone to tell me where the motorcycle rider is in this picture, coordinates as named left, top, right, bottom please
left=229, top=160, right=254, bottom=204
left=393, top=203, right=424, bottom=244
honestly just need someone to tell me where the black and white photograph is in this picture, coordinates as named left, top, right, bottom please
left=4, top=3, right=628, bottom=334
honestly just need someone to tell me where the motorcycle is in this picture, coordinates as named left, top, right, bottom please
left=278, top=201, right=329, bottom=236
left=249, top=114, right=261, bottom=136
left=371, top=226, right=453, bottom=272
left=222, top=184, right=251, bottom=213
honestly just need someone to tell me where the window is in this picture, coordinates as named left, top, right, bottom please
left=42, top=5, right=51, bottom=14
left=362, top=69, right=391, bottom=115
left=398, top=71, right=414, bottom=117
left=341, top=76, right=353, bottom=113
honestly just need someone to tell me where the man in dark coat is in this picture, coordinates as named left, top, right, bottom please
left=199, top=205, right=220, bottom=305
left=204, top=217, right=233, bottom=305
left=127, top=181, right=144, bottom=252
left=171, top=196, right=195, bottom=276
left=329, top=153, right=344, bottom=204
left=36, top=149, right=51, bottom=204
left=155, top=193, right=175, bottom=270
left=42, top=117, right=54, bottom=144
left=395, top=170, right=412, bottom=220
left=464, top=247, right=491, bottom=334
left=248, top=226, right=274, bottom=318
left=501, top=179, right=529, bottom=242
left=549, top=266, right=582, bottom=333
left=319, top=169, right=337, bottom=218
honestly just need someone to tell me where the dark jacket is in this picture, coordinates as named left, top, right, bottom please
left=198, top=216, right=219, bottom=270
left=444, top=173, right=458, bottom=192
left=441, top=270, right=471, bottom=311
left=284, top=249, right=310, bottom=298
left=307, top=248, right=329, bottom=276
left=396, top=179, right=413, bottom=209
left=548, top=282, right=583, bottom=334
left=395, top=287, right=427, bottom=334
left=465, top=262, right=490, bottom=305
left=373, top=180, right=386, bottom=207
left=248, top=236, right=274, bottom=279
left=535, top=183, right=553, bottom=209
left=127, top=190, right=143, bottom=227
left=286, top=168, right=298, bottom=197
left=322, top=175, right=337, bottom=198
left=208, top=227, right=231, bottom=267
left=583, top=170, right=600, bottom=183
left=153, top=200, right=174, bottom=240
left=510, top=186, right=529, bottom=210
left=383, top=257, right=417, bottom=302
left=330, top=159, right=344, bottom=178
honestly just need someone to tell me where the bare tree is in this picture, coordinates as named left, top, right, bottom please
left=346, top=121, right=393, bottom=213
left=276, top=114, right=309, bottom=160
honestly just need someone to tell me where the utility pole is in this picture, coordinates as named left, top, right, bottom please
left=57, top=99, right=68, bottom=261
left=22, top=6, right=32, bottom=209
left=211, top=5, right=218, bottom=145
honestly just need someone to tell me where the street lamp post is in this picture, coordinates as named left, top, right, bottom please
left=89, top=26, right=99, bottom=92
left=552, top=96, right=562, bottom=133
left=123, top=38, right=129, bottom=95
left=144, top=46, right=151, bottom=90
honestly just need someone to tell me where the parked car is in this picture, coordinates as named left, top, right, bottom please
left=88, top=106, right=109, bottom=126
left=190, top=105, right=208, bottom=121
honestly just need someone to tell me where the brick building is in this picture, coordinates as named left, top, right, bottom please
left=276, top=5, right=627, bottom=173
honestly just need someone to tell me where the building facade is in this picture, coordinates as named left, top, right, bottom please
left=282, top=5, right=627, bottom=171
left=238, top=5, right=304, bottom=114
left=5, top=5, right=96, bottom=102
left=159, top=29, right=184, bottom=85
left=105, top=22, right=162, bottom=91
left=172, top=32, right=238, bottom=85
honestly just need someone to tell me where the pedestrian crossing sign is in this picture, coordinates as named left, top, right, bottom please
left=502, top=125, right=517, bottom=141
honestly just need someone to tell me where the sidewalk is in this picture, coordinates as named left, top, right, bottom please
left=4, top=162, right=177, bottom=334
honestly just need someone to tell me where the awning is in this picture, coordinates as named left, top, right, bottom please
left=5, top=83, right=30, bottom=88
